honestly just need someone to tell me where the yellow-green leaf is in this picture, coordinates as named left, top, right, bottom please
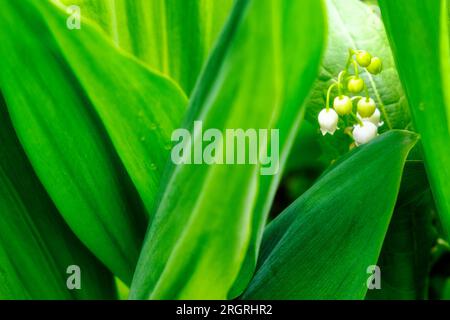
left=130, top=0, right=326, bottom=300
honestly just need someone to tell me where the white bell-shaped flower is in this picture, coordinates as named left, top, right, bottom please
left=357, top=108, right=384, bottom=127
left=318, top=108, right=339, bottom=136
left=352, top=120, right=378, bottom=146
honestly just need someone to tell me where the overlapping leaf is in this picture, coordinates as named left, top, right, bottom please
left=59, top=0, right=233, bottom=94
left=130, top=0, right=326, bottom=299
left=0, top=95, right=115, bottom=299
left=0, top=0, right=187, bottom=283
left=242, top=130, right=418, bottom=299
left=379, top=0, right=450, bottom=238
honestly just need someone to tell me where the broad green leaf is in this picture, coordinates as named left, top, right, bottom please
left=36, top=0, right=188, bottom=216
left=0, top=0, right=186, bottom=283
left=0, top=95, right=115, bottom=299
left=130, top=0, right=326, bottom=299
left=366, top=162, right=436, bottom=299
left=379, top=0, right=450, bottom=239
left=59, top=0, right=234, bottom=94
left=303, top=0, right=411, bottom=162
left=242, top=130, right=418, bottom=299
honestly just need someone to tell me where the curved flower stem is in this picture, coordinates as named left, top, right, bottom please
left=346, top=48, right=356, bottom=70
left=326, top=83, right=338, bottom=111
left=351, top=96, right=363, bottom=113
left=344, top=127, right=354, bottom=138
left=351, top=112, right=363, bottom=126
left=363, top=82, right=370, bottom=99
left=352, top=60, right=359, bottom=77
left=337, top=71, right=346, bottom=96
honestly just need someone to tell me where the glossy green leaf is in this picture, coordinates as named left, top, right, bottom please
left=242, top=130, right=418, bottom=299
left=0, top=0, right=186, bottom=283
left=379, top=0, right=450, bottom=238
left=366, top=162, right=436, bottom=299
left=0, top=95, right=115, bottom=299
left=59, top=0, right=233, bottom=94
left=130, top=0, right=326, bottom=299
left=37, top=0, right=188, bottom=216
left=303, top=0, right=411, bottom=162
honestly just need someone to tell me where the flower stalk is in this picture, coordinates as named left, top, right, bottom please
left=317, top=48, right=384, bottom=147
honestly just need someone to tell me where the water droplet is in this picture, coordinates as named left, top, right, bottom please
left=149, top=122, right=158, bottom=130
left=140, top=136, right=146, bottom=142
left=149, top=163, right=157, bottom=171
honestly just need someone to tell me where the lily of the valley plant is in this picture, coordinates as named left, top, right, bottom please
left=0, top=0, right=449, bottom=300
left=318, top=49, right=384, bottom=146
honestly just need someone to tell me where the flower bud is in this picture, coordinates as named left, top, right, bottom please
left=366, top=57, right=382, bottom=74
left=318, top=108, right=339, bottom=136
left=347, top=76, right=364, bottom=93
left=333, top=95, right=352, bottom=115
left=358, top=108, right=384, bottom=127
left=352, top=121, right=378, bottom=146
left=357, top=97, right=376, bottom=117
left=356, top=51, right=372, bottom=67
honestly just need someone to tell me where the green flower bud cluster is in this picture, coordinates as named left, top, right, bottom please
left=318, top=49, right=384, bottom=146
